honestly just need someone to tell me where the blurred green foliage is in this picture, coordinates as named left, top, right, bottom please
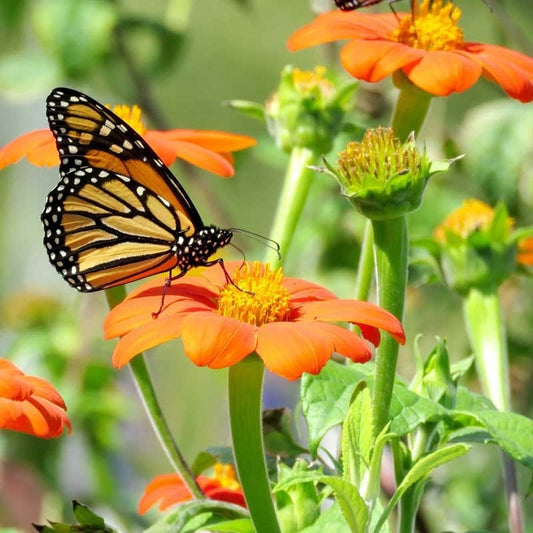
left=0, top=0, right=532, bottom=531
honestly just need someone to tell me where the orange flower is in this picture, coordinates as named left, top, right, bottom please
left=104, top=262, right=405, bottom=380
left=138, top=463, right=246, bottom=514
left=288, top=0, right=533, bottom=102
left=0, top=103, right=256, bottom=177
left=0, top=359, right=71, bottom=439
left=517, top=237, right=533, bottom=266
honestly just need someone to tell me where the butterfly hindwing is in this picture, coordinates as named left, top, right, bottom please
left=334, top=0, right=385, bottom=10
left=42, top=167, right=182, bottom=291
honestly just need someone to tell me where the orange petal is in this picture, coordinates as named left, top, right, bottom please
left=0, top=373, right=34, bottom=401
left=0, top=129, right=58, bottom=170
left=256, top=321, right=372, bottom=380
left=341, top=39, right=423, bottom=83
left=283, top=277, right=338, bottom=303
left=140, top=131, right=179, bottom=166
left=138, top=473, right=193, bottom=514
left=403, top=50, right=482, bottom=96
left=287, top=11, right=399, bottom=51
left=159, top=129, right=256, bottom=152
left=458, top=43, right=533, bottom=103
left=111, top=316, right=183, bottom=368
left=181, top=312, right=256, bottom=368
left=25, top=376, right=67, bottom=408
left=206, top=487, right=247, bottom=508
left=173, top=140, right=235, bottom=177
left=297, top=299, right=405, bottom=345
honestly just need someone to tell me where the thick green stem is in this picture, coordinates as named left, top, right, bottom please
left=228, top=355, right=280, bottom=533
left=104, top=287, right=203, bottom=499
left=463, top=287, right=510, bottom=411
left=391, top=77, right=432, bottom=142
left=264, top=147, right=318, bottom=267
left=371, top=217, right=408, bottom=437
left=463, top=286, right=524, bottom=533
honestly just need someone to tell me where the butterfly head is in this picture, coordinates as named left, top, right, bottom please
left=176, top=226, right=233, bottom=271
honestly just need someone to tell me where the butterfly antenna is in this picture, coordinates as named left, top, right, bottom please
left=230, top=228, right=281, bottom=260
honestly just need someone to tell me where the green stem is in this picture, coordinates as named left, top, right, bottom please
left=354, top=220, right=374, bottom=301
left=391, top=75, right=433, bottom=142
left=104, top=287, right=203, bottom=499
left=463, top=287, right=510, bottom=411
left=463, top=286, right=524, bottom=533
left=264, top=146, right=318, bottom=267
left=371, top=216, right=408, bottom=437
left=228, top=354, right=280, bottom=533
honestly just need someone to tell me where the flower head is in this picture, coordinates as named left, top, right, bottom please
left=104, top=261, right=405, bottom=381
left=517, top=237, right=533, bottom=267
left=138, top=463, right=246, bottom=514
left=288, top=0, right=533, bottom=102
left=327, top=127, right=445, bottom=219
left=0, top=358, right=71, bottom=438
left=0, top=102, right=256, bottom=177
left=264, top=65, right=357, bottom=153
left=434, top=199, right=517, bottom=293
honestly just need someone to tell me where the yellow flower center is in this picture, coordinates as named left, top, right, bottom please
left=393, top=0, right=464, bottom=51
left=434, top=199, right=514, bottom=242
left=338, top=127, right=420, bottom=184
left=213, top=463, right=241, bottom=491
left=292, top=66, right=335, bottom=99
left=217, top=262, right=291, bottom=326
left=108, top=104, right=147, bottom=135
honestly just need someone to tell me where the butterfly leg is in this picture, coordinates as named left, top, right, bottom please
left=151, top=269, right=187, bottom=319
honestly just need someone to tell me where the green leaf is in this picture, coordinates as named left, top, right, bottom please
left=454, top=386, right=494, bottom=412
left=225, top=99, right=266, bottom=122
left=206, top=519, right=255, bottom=532
left=320, top=476, right=368, bottom=533
left=342, top=384, right=374, bottom=486
left=475, top=410, right=533, bottom=469
left=388, top=383, right=449, bottom=436
left=372, top=444, right=470, bottom=533
left=298, top=503, right=349, bottom=533
left=145, top=500, right=249, bottom=533
left=72, top=500, right=105, bottom=526
left=191, top=451, right=218, bottom=476
left=301, top=361, right=374, bottom=456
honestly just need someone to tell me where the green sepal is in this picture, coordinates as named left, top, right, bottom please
left=224, top=99, right=266, bottom=122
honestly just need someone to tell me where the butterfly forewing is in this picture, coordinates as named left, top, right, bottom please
left=42, top=87, right=232, bottom=292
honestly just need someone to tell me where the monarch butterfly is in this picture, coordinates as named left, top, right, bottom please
left=42, top=87, right=233, bottom=298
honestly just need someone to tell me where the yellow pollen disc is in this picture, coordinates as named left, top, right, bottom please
left=292, top=66, right=335, bottom=99
left=213, top=463, right=241, bottom=491
left=338, top=127, right=420, bottom=183
left=217, top=262, right=291, bottom=326
left=393, top=0, right=464, bottom=51
left=108, top=104, right=147, bottom=135
left=434, top=199, right=514, bottom=242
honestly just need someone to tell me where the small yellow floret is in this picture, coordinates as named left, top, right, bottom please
left=108, top=104, right=147, bottom=135
left=217, top=262, right=290, bottom=326
left=213, top=463, right=241, bottom=490
left=292, top=66, right=335, bottom=99
left=393, top=0, right=464, bottom=51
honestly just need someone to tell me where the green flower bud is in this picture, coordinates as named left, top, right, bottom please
left=411, top=338, right=456, bottom=409
left=434, top=199, right=517, bottom=294
left=327, top=128, right=451, bottom=220
left=265, top=65, right=357, bottom=154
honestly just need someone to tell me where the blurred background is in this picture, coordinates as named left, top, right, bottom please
left=0, top=0, right=532, bottom=530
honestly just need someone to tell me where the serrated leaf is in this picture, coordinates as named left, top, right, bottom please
left=301, top=361, right=375, bottom=456
left=388, top=384, right=449, bottom=436
left=320, top=476, right=368, bottom=533
left=454, top=386, right=495, bottom=411
left=372, top=444, right=470, bottom=533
